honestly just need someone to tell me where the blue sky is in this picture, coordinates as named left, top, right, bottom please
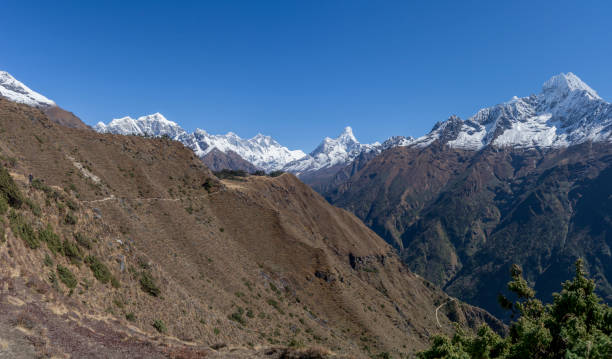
left=2, top=1, right=611, bottom=151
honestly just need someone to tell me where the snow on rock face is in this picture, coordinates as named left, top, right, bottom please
left=282, top=127, right=383, bottom=175
left=0, top=71, right=56, bottom=107
left=95, top=113, right=185, bottom=138
left=411, top=73, right=612, bottom=150
left=95, top=114, right=305, bottom=172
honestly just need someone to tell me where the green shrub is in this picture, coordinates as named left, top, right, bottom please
left=0, top=165, right=23, bottom=208
left=31, top=178, right=52, bottom=193
left=24, top=198, right=41, bottom=217
left=38, top=224, right=62, bottom=254
left=85, top=255, right=112, bottom=284
left=62, top=239, right=82, bottom=264
left=246, top=308, right=254, bottom=318
left=228, top=307, right=246, bottom=325
left=125, top=312, right=136, bottom=321
left=64, top=212, right=78, bottom=225
left=44, top=253, right=53, bottom=266
left=213, top=169, right=248, bottom=180
left=110, top=276, right=120, bottom=288
left=202, top=178, right=214, bottom=192
left=56, top=264, right=77, bottom=289
left=267, top=299, right=284, bottom=314
left=268, top=170, right=284, bottom=177
left=139, top=271, right=160, bottom=297
left=74, top=232, right=92, bottom=249
left=8, top=210, right=38, bottom=249
left=152, top=319, right=166, bottom=333
left=287, top=338, right=304, bottom=348
left=0, top=196, right=8, bottom=215
left=65, top=199, right=78, bottom=211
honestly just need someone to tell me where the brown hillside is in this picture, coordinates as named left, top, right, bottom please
left=0, top=98, right=500, bottom=358
left=42, top=105, right=89, bottom=130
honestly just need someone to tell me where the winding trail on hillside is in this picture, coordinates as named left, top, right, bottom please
left=435, top=298, right=457, bottom=328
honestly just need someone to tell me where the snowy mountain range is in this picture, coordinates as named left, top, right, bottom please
left=95, top=114, right=306, bottom=172
left=4, top=69, right=612, bottom=175
left=95, top=115, right=396, bottom=174
left=409, top=72, right=612, bottom=149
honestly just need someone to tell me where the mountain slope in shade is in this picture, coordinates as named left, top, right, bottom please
left=96, top=114, right=305, bottom=172
left=325, top=73, right=612, bottom=320
left=281, top=129, right=414, bottom=191
left=0, top=70, right=88, bottom=129
left=0, top=98, right=501, bottom=358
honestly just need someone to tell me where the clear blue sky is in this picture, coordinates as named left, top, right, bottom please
left=2, top=1, right=611, bottom=151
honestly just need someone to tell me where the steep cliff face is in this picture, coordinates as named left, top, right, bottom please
left=0, top=98, right=499, bottom=358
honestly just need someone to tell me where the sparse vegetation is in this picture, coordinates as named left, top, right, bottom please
left=8, top=210, right=38, bottom=248
left=38, top=224, right=62, bottom=253
left=139, top=271, right=160, bottom=297
left=0, top=196, right=8, bottom=215
left=125, top=313, right=136, bottom=321
left=202, top=178, right=214, bottom=192
left=64, top=212, right=78, bottom=225
left=74, top=232, right=92, bottom=249
left=228, top=307, right=247, bottom=325
left=62, top=239, right=82, bottom=264
left=268, top=170, right=284, bottom=177
left=111, top=276, right=120, bottom=288
left=24, top=198, right=41, bottom=216
left=213, top=169, right=248, bottom=180
left=85, top=255, right=113, bottom=284
left=44, top=253, right=53, bottom=266
left=0, top=164, right=23, bottom=208
left=57, top=264, right=78, bottom=289
left=267, top=298, right=284, bottom=314
left=152, top=319, right=166, bottom=333
left=65, top=199, right=78, bottom=211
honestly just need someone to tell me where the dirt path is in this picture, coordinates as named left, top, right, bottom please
left=435, top=298, right=456, bottom=328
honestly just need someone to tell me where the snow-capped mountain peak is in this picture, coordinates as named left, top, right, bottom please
left=337, top=126, right=357, bottom=143
left=0, top=71, right=56, bottom=107
left=541, top=72, right=600, bottom=101
left=282, top=127, right=379, bottom=175
left=409, top=72, right=612, bottom=150
left=96, top=113, right=306, bottom=172
left=96, top=113, right=185, bottom=138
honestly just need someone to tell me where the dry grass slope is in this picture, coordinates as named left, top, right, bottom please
left=0, top=98, right=501, bottom=358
